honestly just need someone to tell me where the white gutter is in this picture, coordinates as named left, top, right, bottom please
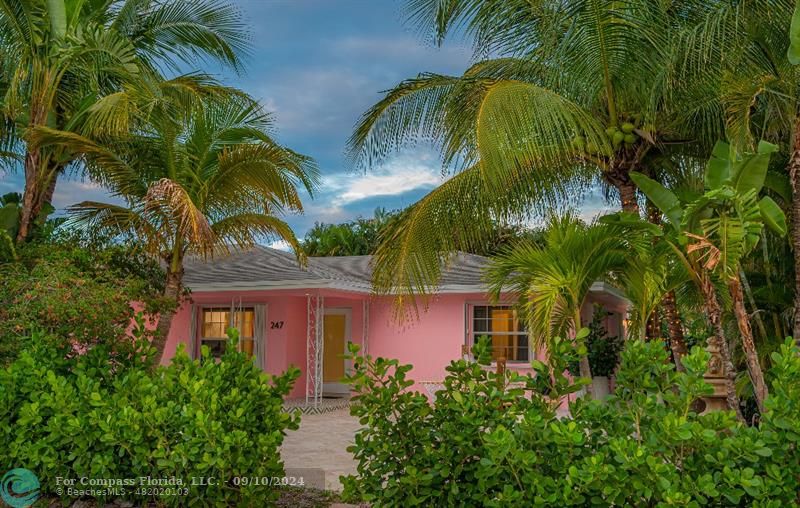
left=187, top=279, right=628, bottom=302
left=185, top=280, right=492, bottom=295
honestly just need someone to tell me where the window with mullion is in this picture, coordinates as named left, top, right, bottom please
left=471, top=305, right=530, bottom=362
left=200, top=307, right=255, bottom=359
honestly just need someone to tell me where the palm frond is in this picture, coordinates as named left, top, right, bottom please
left=485, top=213, right=629, bottom=348
left=474, top=80, right=607, bottom=189
left=118, top=0, right=250, bottom=73
left=67, top=200, right=163, bottom=253
left=144, top=178, right=215, bottom=252
left=211, top=212, right=304, bottom=263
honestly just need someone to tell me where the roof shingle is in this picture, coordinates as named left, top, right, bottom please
left=183, top=246, right=489, bottom=292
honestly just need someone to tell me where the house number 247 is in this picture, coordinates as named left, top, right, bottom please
left=270, top=321, right=285, bottom=329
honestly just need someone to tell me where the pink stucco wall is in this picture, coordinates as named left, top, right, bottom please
left=368, top=293, right=479, bottom=383
left=162, top=288, right=628, bottom=400
left=366, top=292, right=627, bottom=386
left=162, top=289, right=368, bottom=398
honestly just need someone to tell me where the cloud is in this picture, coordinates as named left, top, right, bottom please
left=268, top=239, right=292, bottom=252
left=51, top=178, right=122, bottom=211
left=322, top=156, right=443, bottom=206
left=254, top=68, right=374, bottom=135
left=575, top=189, right=618, bottom=223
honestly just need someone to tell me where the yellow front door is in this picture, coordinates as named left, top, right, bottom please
left=323, top=313, right=347, bottom=383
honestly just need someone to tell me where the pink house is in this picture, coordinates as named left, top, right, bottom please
left=162, top=247, right=629, bottom=404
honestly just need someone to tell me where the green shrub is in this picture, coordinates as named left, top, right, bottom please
left=342, top=334, right=800, bottom=507
left=0, top=325, right=301, bottom=507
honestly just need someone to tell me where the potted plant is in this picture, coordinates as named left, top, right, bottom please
left=569, top=305, right=624, bottom=398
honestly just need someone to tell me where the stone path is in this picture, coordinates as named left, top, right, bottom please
left=281, top=408, right=360, bottom=492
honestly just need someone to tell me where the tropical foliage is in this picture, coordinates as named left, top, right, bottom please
left=302, top=208, right=398, bottom=256
left=0, top=0, right=251, bottom=243
left=343, top=337, right=800, bottom=507
left=350, top=0, right=800, bottom=416
left=654, top=0, right=800, bottom=340
left=1, top=0, right=800, bottom=504
left=568, top=305, right=624, bottom=379
left=302, top=207, right=541, bottom=258
left=0, top=327, right=300, bottom=506
left=350, top=0, right=726, bottom=304
left=485, top=213, right=631, bottom=394
left=0, top=233, right=168, bottom=365
left=33, top=86, right=318, bottom=361
left=631, top=141, right=787, bottom=414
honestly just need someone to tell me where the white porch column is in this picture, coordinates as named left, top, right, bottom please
left=306, top=293, right=325, bottom=407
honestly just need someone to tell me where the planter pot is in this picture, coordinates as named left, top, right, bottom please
left=592, top=376, right=610, bottom=399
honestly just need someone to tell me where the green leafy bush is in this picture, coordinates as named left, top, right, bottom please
left=343, top=335, right=800, bottom=506
left=0, top=326, right=301, bottom=506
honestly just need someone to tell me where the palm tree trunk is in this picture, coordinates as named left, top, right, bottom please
left=37, top=167, right=59, bottom=215
left=790, top=118, right=800, bottom=349
left=728, top=277, right=768, bottom=413
left=618, top=180, right=639, bottom=214
left=17, top=104, right=60, bottom=242
left=739, top=270, right=768, bottom=344
left=17, top=150, right=40, bottom=243
left=646, top=198, right=689, bottom=370
left=153, top=265, right=184, bottom=364
left=700, top=275, right=745, bottom=421
left=645, top=309, right=660, bottom=340
left=662, top=290, right=688, bottom=372
left=575, top=308, right=594, bottom=399
left=18, top=167, right=60, bottom=243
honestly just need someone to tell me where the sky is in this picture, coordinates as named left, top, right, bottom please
left=0, top=0, right=612, bottom=244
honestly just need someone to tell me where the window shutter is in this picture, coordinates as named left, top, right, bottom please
left=188, top=304, right=197, bottom=359
left=254, top=304, right=266, bottom=370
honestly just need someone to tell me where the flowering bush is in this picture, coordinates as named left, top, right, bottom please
left=342, top=334, right=800, bottom=506
left=0, top=240, right=171, bottom=365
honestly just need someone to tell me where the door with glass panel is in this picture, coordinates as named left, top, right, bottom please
left=200, top=307, right=255, bottom=360
left=322, top=308, right=351, bottom=396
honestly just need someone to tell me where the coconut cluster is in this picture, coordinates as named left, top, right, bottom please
left=571, top=115, right=653, bottom=156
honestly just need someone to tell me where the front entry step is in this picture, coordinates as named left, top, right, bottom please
left=282, top=397, right=353, bottom=415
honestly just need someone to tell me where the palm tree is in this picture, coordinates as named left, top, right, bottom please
left=0, top=0, right=250, bottom=243
left=669, top=0, right=800, bottom=342
left=601, top=212, right=692, bottom=365
left=633, top=141, right=787, bottom=414
left=485, top=214, right=631, bottom=398
left=32, top=90, right=318, bottom=362
left=302, top=208, right=398, bottom=257
left=350, top=0, right=718, bottom=355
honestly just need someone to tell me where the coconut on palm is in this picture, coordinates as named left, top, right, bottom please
left=572, top=135, right=586, bottom=151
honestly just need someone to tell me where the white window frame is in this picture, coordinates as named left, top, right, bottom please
left=198, top=305, right=256, bottom=358
left=465, top=302, right=533, bottom=364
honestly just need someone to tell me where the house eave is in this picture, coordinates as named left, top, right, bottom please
left=588, top=281, right=630, bottom=306
left=185, top=279, right=371, bottom=293
left=185, top=281, right=494, bottom=295
left=185, top=280, right=629, bottom=302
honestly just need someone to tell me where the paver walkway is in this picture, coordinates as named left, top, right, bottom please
left=281, top=409, right=360, bottom=492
